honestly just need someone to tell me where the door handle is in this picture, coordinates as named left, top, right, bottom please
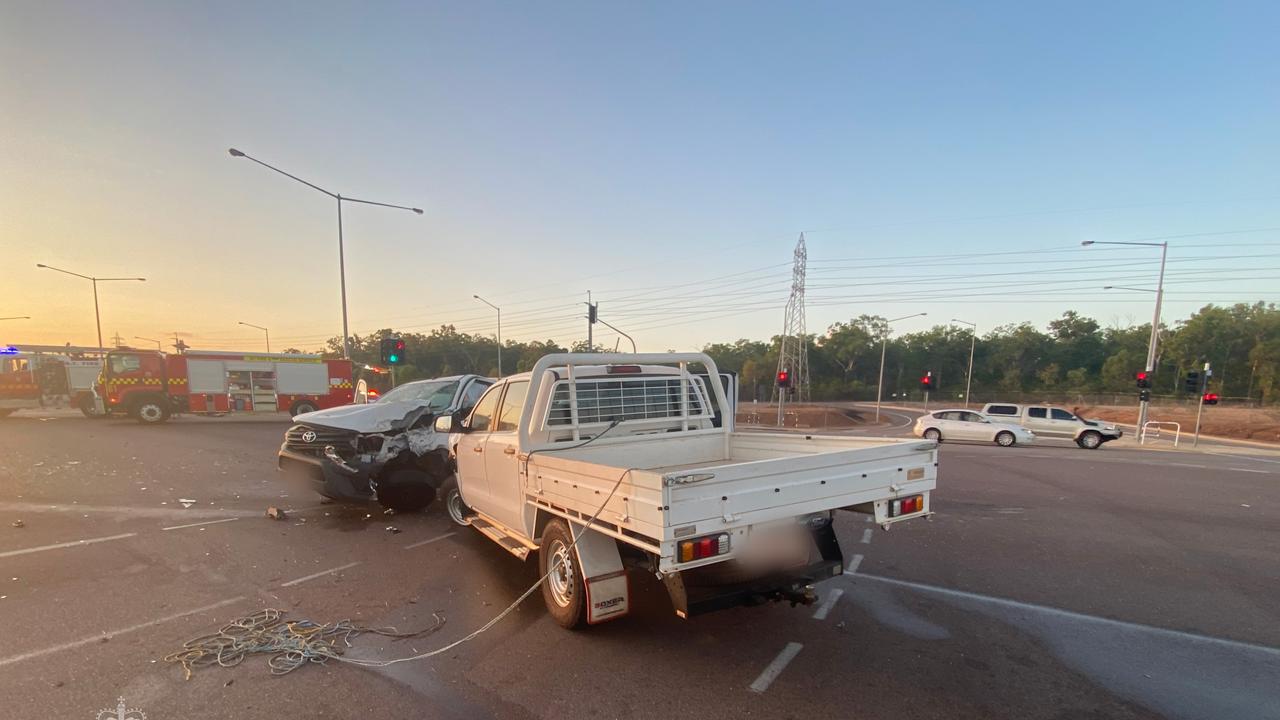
left=503, top=447, right=516, bottom=455
left=472, top=446, right=483, bottom=453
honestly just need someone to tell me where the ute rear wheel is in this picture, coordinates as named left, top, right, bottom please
left=133, top=398, right=170, bottom=424
left=995, top=431, right=1016, bottom=447
left=539, top=519, right=587, bottom=629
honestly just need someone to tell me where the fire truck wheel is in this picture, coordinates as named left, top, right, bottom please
left=290, top=401, right=318, bottom=417
left=376, top=469, right=437, bottom=512
left=132, top=398, right=170, bottom=424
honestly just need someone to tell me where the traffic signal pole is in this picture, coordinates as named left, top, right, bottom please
left=1138, top=243, right=1168, bottom=432
left=1193, top=362, right=1210, bottom=447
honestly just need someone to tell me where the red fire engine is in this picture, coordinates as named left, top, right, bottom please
left=95, top=348, right=354, bottom=423
left=0, top=344, right=105, bottom=417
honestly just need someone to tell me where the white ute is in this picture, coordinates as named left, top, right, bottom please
left=436, top=353, right=938, bottom=628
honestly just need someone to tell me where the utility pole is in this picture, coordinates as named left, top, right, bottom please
left=952, top=319, right=977, bottom=408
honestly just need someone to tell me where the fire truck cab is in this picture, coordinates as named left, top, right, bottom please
left=97, top=348, right=354, bottom=423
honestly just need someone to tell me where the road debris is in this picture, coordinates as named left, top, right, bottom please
left=385, top=526, right=401, bottom=534
left=179, top=498, right=197, bottom=508
left=11, top=520, right=23, bottom=528
left=266, top=506, right=288, bottom=521
left=165, top=608, right=445, bottom=678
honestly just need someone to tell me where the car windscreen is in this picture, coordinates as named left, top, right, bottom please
left=377, top=380, right=460, bottom=410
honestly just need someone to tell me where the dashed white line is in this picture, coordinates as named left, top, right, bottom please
left=812, top=589, right=844, bottom=620
left=403, top=532, right=456, bottom=550
left=1230, top=468, right=1268, bottom=474
left=0, top=533, right=137, bottom=559
left=749, top=642, right=804, bottom=693
left=845, top=553, right=864, bottom=575
left=860, top=528, right=873, bottom=544
left=162, top=517, right=239, bottom=531
left=0, top=596, right=245, bottom=668
left=280, top=562, right=362, bottom=587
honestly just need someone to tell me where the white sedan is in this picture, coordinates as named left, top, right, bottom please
left=913, top=409, right=1035, bottom=447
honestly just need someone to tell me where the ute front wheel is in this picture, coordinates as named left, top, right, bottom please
left=539, top=519, right=587, bottom=629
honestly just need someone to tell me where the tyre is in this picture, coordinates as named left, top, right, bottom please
left=1078, top=430, right=1103, bottom=450
left=132, top=398, right=170, bottom=424
left=539, top=519, right=587, bottom=629
left=439, top=476, right=472, bottom=526
left=290, top=400, right=319, bottom=417
left=923, top=428, right=942, bottom=442
left=995, top=431, right=1016, bottom=447
left=375, top=468, right=436, bottom=512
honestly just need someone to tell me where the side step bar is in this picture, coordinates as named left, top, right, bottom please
left=469, top=516, right=535, bottom=561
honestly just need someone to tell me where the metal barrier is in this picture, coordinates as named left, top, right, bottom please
left=1141, top=421, right=1181, bottom=447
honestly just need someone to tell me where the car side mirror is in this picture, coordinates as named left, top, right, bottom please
left=433, top=415, right=455, bottom=433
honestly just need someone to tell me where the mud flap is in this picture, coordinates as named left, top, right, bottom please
left=571, top=524, right=630, bottom=625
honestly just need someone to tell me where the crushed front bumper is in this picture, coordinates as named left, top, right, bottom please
left=277, top=444, right=377, bottom=502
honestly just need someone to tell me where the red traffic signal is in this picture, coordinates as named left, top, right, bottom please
left=920, top=373, right=934, bottom=390
left=1135, top=371, right=1151, bottom=389
left=776, top=369, right=790, bottom=388
left=1202, top=393, right=1219, bottom=406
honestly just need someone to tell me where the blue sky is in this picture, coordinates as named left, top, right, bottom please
left=2, top=1, right=1277, bottom=351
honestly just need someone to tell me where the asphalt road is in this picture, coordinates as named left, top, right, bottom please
left=2, top=411, right=1278, bottom=720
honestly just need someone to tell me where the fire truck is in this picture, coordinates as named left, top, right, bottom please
left=0, top=344, right=105, bottom=417
left=95, top=348, right=355, bottom=423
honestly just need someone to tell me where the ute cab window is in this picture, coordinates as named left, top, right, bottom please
left=1050, top=409, right=1076, bottom=421
left=467, top=384, right=504, bottom=432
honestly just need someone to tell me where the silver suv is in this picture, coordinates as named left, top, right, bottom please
left=980, top=403, right=1122, bottom=449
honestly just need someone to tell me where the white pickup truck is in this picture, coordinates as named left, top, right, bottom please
left=435, top=353, right=938, bottom=628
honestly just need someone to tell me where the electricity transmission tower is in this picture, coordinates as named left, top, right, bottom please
left=775, top=233, right=809, bottom=424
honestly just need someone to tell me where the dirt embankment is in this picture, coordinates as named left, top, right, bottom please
left=1078, top=405, right=1280, bottom=444
left=736, top=404, right=872, bottom=429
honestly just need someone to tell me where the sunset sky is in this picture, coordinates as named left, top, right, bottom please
left=3, top=1, right=1278, bottom=353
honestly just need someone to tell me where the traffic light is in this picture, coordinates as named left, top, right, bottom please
left=1135, top=371, right=1151, bottom=389
left=776, top=369, right=790, bottom=388
left=920, top=372, right=934, bottom=391
left=1202, top=393, right=1219, bottom=406
left=381, top=337, right=406, bottom=365
left=1183, top=371, right=1201, bottom=393
left=587, top=303, right=598, bottom=324
left=1139, top=389, right=1151, bottom=402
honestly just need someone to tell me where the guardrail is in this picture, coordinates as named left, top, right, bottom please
left=1140, top=421, right=1181, bottom=447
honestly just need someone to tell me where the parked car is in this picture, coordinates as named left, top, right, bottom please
left=980, top=403, right=1122, bottom=449
left=912, top=409, right=1035, bottom=446
left=436, top=353, right=938, bottom=628
left=277, top=374, right=493, bottom=510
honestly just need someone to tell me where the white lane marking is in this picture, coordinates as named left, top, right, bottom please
left=0, top=596, right=245, bottom=668
left=0, top=533, right=137, bottom=559
left=860, top=528, right=873, bottom=544
left=812, top=589, right=844, bottom=620
left=1229, top=468, right=1268, bottom=474
left=162, top=518, right=239, bottom=531
left=280, top=562, right=361, bottom=587
left=853, top=574, right=1280, bottom=658
left=1208, top=451, right=1280, bottom=465
left=845, top=554, right=864, bottom=575
left=749, top=642, right=804, bottom=693
left=403, top=532, right=456, bottom=550
left=1169, top=463, right=1207, bottom=469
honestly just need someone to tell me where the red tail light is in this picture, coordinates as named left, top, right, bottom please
left=888, top=495, right=925, bottom=518
left=678, top=533, right=730, bottom=563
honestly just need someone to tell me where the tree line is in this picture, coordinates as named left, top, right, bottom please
left=315, top=302, right=1280, bottom=404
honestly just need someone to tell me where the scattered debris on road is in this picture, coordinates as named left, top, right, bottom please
left=385, top=526, right=400, bottom=534
left=165, top=608, right=445, bottom=678
left=11, top=520, right=23, bottom=528
left=178, top=498, right=196, bottom=508
left=265, top=506, right=288, bottom=520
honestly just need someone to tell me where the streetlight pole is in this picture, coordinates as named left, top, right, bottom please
left=472, top=295, right=502, bottom=376
left=238, top=322, right=270, bottom=353
left=135, top=336, right=162, bottom=351
left=1085, top=240, right=1167, bottom=431
left=36, top=264, right=145, bottom=349
left=228, top=148, right=423, bottom=360
left=952, top=319, right=977, bottom=408
left=875, top=312, right=927, bottom=422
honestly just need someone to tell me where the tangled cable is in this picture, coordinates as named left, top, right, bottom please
left=165, top=608, right=445, bottom=678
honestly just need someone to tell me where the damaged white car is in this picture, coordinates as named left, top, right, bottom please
left=277, top=375, right=493, bottom=511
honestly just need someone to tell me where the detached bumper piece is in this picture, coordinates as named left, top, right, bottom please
left=277, top=446, right=375, bottom=502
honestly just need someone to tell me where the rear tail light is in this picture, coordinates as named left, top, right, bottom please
left=888, top=494, right=925, bottom=518
left=678, top=533, right=730, bottom=563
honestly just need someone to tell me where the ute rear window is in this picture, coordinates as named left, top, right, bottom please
left=986, top=404, right=1018, bottom=415
left=547, top=376, right=710, bottom=426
